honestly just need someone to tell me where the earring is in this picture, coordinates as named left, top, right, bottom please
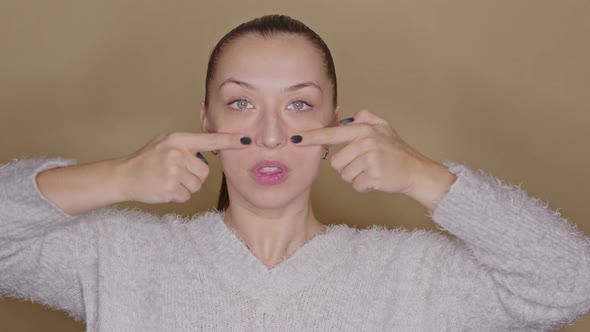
left=322, top=146, right=330, bottom=160
left=211, top=150, right=219, bottom=156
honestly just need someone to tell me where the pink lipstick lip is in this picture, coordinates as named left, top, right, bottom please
left=250, top=160, right=289, bottom=185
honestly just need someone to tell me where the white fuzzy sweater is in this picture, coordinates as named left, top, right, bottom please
left=1, top=158, right=590, bottom=331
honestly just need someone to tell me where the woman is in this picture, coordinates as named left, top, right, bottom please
left=1, top=14, right=589, bottom=331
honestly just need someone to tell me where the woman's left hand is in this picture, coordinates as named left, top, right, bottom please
left=291, top=110, right=457, bottom=211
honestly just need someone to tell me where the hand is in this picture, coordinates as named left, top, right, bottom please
left=292, top=110, right=456, bottom=210
left=119, top=132, right=249, bottom=204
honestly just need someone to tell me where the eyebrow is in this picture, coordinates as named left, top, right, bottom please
left=219, top=79, right=257, bottom=90
left=218, top=78, right=322, bottom=93
left=283, top=82, right=322, bottom=93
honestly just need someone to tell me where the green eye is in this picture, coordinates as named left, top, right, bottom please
left=230, top=99, right=252, bottom=110
left=237, top=100, right=249, bottom=109
left=289, top=100, right=310, bottom=111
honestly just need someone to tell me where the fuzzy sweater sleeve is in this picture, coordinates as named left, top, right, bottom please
left=0, top=158, right=99, bottom=321
left=430, top=161, right=590, bottom=330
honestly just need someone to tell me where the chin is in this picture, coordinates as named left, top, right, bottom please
left=247, top=184, right=309, bottom=209
left=227, top=175, right=314, bottom=210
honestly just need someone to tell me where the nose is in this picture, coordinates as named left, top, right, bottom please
left=254, top=109, right=287, bottom=150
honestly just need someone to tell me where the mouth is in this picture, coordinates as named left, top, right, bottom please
left=250, top=160, right=289, bottom=186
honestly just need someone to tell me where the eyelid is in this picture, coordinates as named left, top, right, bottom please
left=286, top=99, right=313, bottom=111
left=227, top=97, right=254, bottom=110
left=226, top=97, right=251, bottom=105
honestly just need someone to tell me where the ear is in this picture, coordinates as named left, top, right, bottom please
left=200, top=101, right=211, bottom=133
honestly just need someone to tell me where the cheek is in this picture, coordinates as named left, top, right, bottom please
left=217, top=151, right=244, bottom=176
left=207, top=112, right=249, bottom=133
left=293, top=145, right=324, bottom=163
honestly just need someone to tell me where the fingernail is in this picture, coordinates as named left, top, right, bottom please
left=240, top=136, right=252, bottom=145
left=339, top=117, right=355, bottom=124
left=290, top=135, right=303, bottom=144
left=196, top=152, right=208, bottom=165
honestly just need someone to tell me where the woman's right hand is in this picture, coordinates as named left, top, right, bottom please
left=36, top=132, right=249, bottom=216
left=119, top=132, right=249, bottom=204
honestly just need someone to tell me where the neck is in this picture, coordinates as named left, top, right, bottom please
left=223, top=194, right=327, bottom=269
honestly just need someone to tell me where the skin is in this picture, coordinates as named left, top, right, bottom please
left=201, top=33, right=456, bottom=268
left=36, top=132, right=248, bottom=215
left=201, top=34, right=339, bottom=267
left=36, top=33, right=456, bottom=270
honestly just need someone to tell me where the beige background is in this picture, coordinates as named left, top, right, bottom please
left=1, top=0, right=589, bottom=330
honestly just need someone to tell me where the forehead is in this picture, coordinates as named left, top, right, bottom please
left=213, top=33, right=329, bottom=89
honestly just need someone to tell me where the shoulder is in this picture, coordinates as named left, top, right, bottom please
left=346, top=224, right=451, bottom=247
left=339, top=223, right=470, bottom=264
left=77, top=207, right=223, bottom=242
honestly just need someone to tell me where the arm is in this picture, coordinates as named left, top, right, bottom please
left=292, top=110, right=590, bottom=327
left=0, top=132, right=246, bottom=320
left=35, top=131, right=246, bottom=216
left=0, top=158, right=95, bottom=320
left=35, top=158, right=127, bottom=216
left=425, top=161, right=590, bottom=329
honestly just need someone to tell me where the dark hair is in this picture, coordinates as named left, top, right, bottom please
left=204, top=14, right=338, bottom=210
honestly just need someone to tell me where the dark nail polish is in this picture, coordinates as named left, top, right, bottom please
left=240, top=137, right=252, bottom=145
left=339, top=117, right=355, bottom=124
left=290, top=135, right=303, bottom=144
left=196, top=152, right=208, bottom=165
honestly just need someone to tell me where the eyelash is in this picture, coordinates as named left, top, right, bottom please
left=227, top=98, right=254, bottom=111
left=226, top=99, right=314, bottom=112
left=287, top=99, right=313, bottom=112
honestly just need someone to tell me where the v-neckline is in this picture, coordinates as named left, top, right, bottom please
left=195, top=211, right=354, bottom=305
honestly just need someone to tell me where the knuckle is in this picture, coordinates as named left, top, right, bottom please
left=161, top=177, right=178, bottom=194
left=352, top=175, right=375, bottom=192
left=165, top=148, right=182, bottom=160
left=358, top=109, right=370, bottom=117
left=365, top=150, right=379, bottom=164
left=340, top=170, right=353, bottom=183
left=164, top=193, right=175, bottom=203
left=166, top=132, right=183, bottom=142
left=154, top=139, right=168, bottom=152
left=164, top=180, right=177, bottom=194
left=352, top=180, right=364, bottom=192
left=201, top=167, right=210, bottom=179
left=173, top=191, right=190, bottom=203
left=193, top=182, right=202, bottom=193
left=191, top=164, right=209, bottom=182
left=188, top=177, right=201, bottom=192
left=366, top=167, right=379, bottom=180
left=166, top=165, right=180, bottom=178
left=330, top=158, right=341, bottom=171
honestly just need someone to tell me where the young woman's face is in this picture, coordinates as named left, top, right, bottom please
left=202, top=33, right=338, bottom=210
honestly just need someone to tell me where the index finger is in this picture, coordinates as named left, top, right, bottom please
left=291, top=125, right=367, bottom=147
left=176, top=132, right=251, bottom=153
